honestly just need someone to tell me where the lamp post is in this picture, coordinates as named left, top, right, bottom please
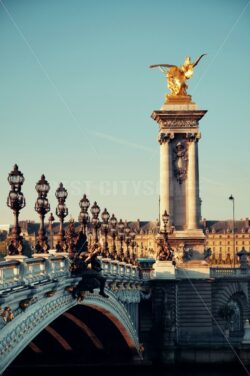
left=117, top=219, right=125, bottom=261
left=7, top=164, right=26, bottom=255
left=48, top=212, right=55, bottom=249
left=162, top=210, right=169, bottom=244
left=34, top=175, right=50, bottom=253
left=124, top=221, right=131, bottom=263
left=91, top=201, right=100, bottom=245
left=110, top=214, right=117, bottom=259
left=130, top=230, right=136, bottom=264
left=229, top=194, right=236, bottom=268
left=79, top=194, right=90, bottom=235
left=55, top=183, right=68, bottom=250
left=66, top=219, right=77, bottom=259
left=101, top=208, right=110, bottom=257
left=157, top=210, right=173, bottom=262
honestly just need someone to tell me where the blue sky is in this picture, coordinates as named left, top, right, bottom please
left=0, top=0, right=249, bottom=224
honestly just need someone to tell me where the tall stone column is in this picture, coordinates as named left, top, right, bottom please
left=152, top=108, right=206, bottom=256
left=186, top=133, right=200, bottom=230
left=159, top=133, right=173, bottom=229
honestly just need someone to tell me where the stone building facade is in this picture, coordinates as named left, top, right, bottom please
left=2, top=218, right=250, bottom=266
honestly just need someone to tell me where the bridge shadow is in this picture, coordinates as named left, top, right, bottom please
left=4, top=304, right=135, bottom=375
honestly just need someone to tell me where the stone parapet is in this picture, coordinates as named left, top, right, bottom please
left=153, top=260, right=176, bottom=279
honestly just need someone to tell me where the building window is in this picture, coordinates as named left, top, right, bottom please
left=220, top=247, right=222, bottom=252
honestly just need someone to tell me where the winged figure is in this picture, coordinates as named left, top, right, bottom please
left=149, top=54, right=206, bottom=96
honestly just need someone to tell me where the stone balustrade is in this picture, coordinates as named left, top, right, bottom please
left=0, top=260, right=22, bottom=290
left=99, top=258, right=140, bottom=280
left=210, top=267, right=250, bottom=278
left=0, top=256, right=142, bottom=293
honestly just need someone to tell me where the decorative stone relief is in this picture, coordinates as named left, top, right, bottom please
left=0, top=294, right=74, bottom=362
left=163, top=120, right=197, bottom=128
left=219, top=300, right=242, bottom=332
left=186, top=132, right=201, bottom=142
left=158, top=132, right=174, bottom=145
left=173, top=142, right=188, bottom=184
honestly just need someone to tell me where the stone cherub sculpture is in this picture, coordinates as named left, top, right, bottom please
left=149, top=54, right=206, bottom=97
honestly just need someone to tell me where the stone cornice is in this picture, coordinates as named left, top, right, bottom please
left=151, top=110, right=207, bottom=130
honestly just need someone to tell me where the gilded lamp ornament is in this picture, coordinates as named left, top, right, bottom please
left=149, top=54, right=206, bottom=101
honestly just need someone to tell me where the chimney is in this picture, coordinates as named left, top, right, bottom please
left=137, top=219, right=140, bottom=231
left=202, top=218, right=207, bottom=228
left=245, top=218, right=250, bottom=229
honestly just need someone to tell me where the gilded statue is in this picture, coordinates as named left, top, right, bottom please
left=149, top=54, right=206, bottom=97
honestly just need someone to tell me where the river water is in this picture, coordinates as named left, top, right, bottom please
left=4, top=363, right=249, bottom=376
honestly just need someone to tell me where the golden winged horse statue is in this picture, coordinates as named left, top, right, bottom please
left=149, top=54, right=206, bottom=97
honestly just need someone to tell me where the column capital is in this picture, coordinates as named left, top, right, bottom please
left=158, top=132, right=174, bottom=145
left=186, top=132, right=201, bottom=142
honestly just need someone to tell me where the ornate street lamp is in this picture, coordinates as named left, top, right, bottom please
left=162, top=210, right=169, bottom=243
left=66, top=219, right=77, bottom=259
left=8, top=164, right=25, bottom=190
left=48, top=212, right=55, bottom=249
left=79, top=194, right=90, bottom=234
left=7, top=165, right=26, bottom=255
left=117, top=219, right=125, bottom=261
left=157, top=210, right=174, bottom=262
left=55, top=183, right=68, bottom=251
left=91, top=201, right=100, bottom=245
left=110, top=214, right=118, bottom=259
left=124, top=222, right=131, bottom=263
left=130, top=230, right=137, bottom=264
left=101, top=208, right=110, bottom=257
left=34, top=175, right=50, bottom=253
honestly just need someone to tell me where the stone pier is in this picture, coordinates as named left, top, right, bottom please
left=151, top=97, right=207, bottom=254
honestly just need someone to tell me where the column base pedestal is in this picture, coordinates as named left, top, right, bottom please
left=153, top=260, right=176, bottom=280
left=169, top=229, right=205, bottom=261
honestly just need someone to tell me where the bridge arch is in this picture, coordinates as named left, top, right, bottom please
left=0, top=290, right=141, bottom=374
left=81, top=289, right=140, bottom=353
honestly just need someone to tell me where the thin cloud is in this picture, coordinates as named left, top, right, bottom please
left=200, top=177, right=225, bottom=187
left=92, top=131, right=157, bottom=153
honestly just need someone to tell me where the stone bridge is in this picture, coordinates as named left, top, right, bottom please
left=0, top=255, right=150, bottom=374
left=2, top=257, right=250, bottom=373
